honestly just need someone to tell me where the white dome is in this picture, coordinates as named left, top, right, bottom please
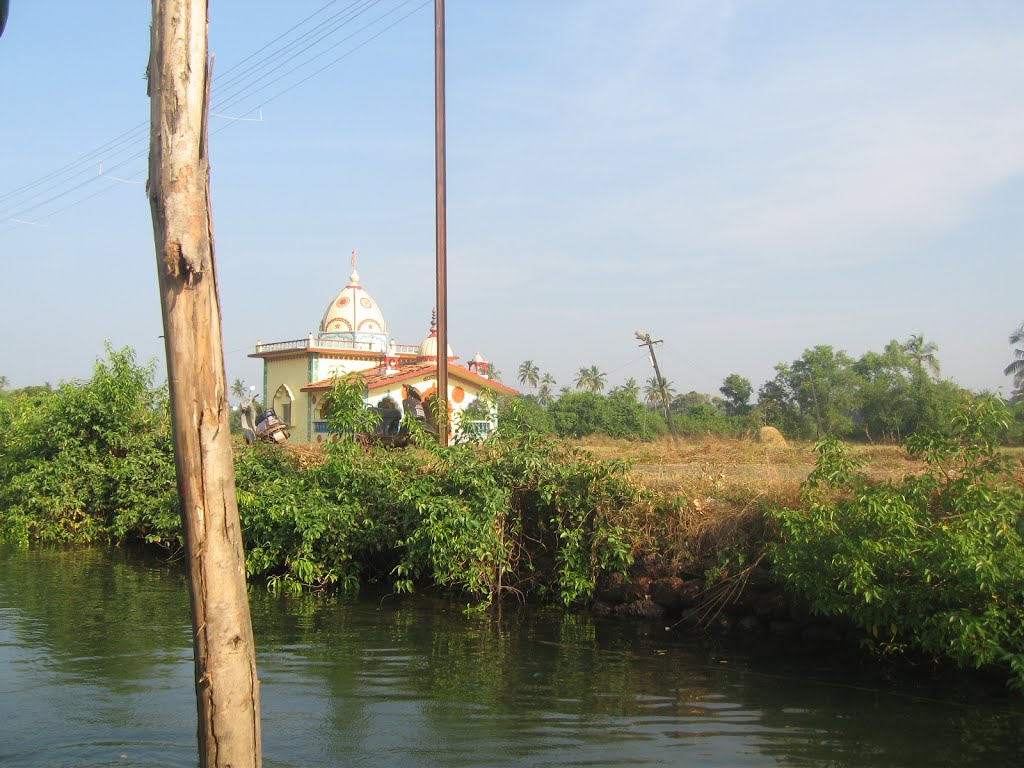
left=417, top=310, right=453, bottom=361
left=319, top=260, right=388, bottom=339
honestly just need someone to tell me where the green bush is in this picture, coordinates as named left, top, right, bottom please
left=768, top=397, right=1024, bottom=688
left=0, top=346, right=178, bottom=546
left=234, top=429, right=640, bottom=606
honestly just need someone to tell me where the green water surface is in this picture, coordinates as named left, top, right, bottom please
left=1, top=545, right=1022, bottom=767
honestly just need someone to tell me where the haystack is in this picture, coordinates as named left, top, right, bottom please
left=755, top=426, right=787, bottom=447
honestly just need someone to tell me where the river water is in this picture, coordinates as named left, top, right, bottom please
left=1, top=545, right=1022, bottom=767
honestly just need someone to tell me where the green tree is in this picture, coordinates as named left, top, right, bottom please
left=230, top=378, right=247, bottom=401
left=769, top=397, right=1024, bottom=689
left=497, top=395, right=554, bottom=435
left=517, top=360, right=540, bottom=389
left=1004, top=322, right=1024, bottom=401
left=644, top=376, right=675, bottom=407
left=0, top=346, right=178, bottom=546
left=549, top=391, right=607, bottom=437
left=719, top=373, right=753, bottom=417
left=904, top=333, right=941, bottom=378
left=574, top=365, right=607, bottom=393
left=603, top=389, right=662, bottom=439
left=619, top=377, right=641, bottom=401
left=321, top=374, right=380, bottom=444
left=773, top=346, right=859, bottom=439
left=670, top=390, right=709, bottom=414
left=854, top=340, right=918, bottom=441
left=537, top=373, right=557, bottom=407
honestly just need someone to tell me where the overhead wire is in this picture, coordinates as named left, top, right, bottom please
left=0, top=0, right=429, bottom=232
left=213, top=0, right=430, bottom=123
left=210, top=0, right=404, bottom=121
left=210, top=0, right=386, bottom=103
left=0, top=0, right=356, bottom=213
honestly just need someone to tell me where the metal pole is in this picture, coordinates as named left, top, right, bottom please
left=636, top=331, right=680, bottom=445
left=434, top=0, right=449, bottom=444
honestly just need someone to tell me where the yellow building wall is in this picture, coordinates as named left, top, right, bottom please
left=263, top=355, right=311, bottom=444
left=262, top=357, right=500, bottom=445
left=316, top=356, right=378, bottom=381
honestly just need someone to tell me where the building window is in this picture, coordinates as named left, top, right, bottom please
left=273, top=385, right=293, bottom=426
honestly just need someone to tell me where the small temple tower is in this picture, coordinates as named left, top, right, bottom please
left=251, top=252, right=517, bottom=444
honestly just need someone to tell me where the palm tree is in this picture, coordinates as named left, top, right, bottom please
left=1005, top=322, right=1024, bottom=399
left=644, top=376, right=675, bottom=407
left=904, top=334, right=940, bottom=378
left=0, top=375, right=8, bottom=391
left=537, top=382, right=554, bottom=407
left=620, top=377, right=640, bottom=400
left=536, top=373, right=557, bottom=406
left=574, top=365, right=607, bottom=393
left=230, top=378, right=247, bottom=400
left=517, top=360, right=540, bottom=389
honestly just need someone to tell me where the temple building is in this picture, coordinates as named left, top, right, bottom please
left=250, top=251, right=517, bottom=444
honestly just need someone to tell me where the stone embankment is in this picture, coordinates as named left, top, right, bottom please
left=593, top=559, right=851, bottom=651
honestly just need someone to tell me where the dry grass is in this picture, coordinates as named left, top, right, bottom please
left=573, top=435, right=934, bottom=572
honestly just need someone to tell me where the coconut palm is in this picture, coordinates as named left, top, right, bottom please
left=620, top=377, right=641, bottom=400
left=230, top=378, right=247, bottom=400
left=1005, top=322, right=1024, bottom=399
left=904, top=334, right=940, bottom=378
left=644, top=376, right=675, bottom=407
left=537, top=382, right=554, bottom=407
left=518, top=360, right=540, bottom=389
left=574, top=365, right=607, bottom=393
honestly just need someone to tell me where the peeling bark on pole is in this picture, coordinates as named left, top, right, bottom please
left=148, top=2, right=262, bottom=766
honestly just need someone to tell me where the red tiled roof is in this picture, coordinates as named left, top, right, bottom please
left=301, top=361, right=519, bottom=396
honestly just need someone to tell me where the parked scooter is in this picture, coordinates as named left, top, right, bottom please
left=238, top=386, right=290, bottom=445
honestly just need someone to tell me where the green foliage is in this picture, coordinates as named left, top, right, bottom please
left=768, top=397, right=1024, bottom=688
left=720, top=373, right=753, bottom=416
left=574, top=365, right=607, bottom=393
left=0, top=346, right=179, bottom=547
left=233, top=429, right=641, bottom=606
left=321, top=373, right=381, bottom=442
left=549, top=391, right=607, bottom=438
left=497, top=395, right=554, bottom=436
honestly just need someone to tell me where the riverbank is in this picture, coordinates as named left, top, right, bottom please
left=2, top=366, right=1022, bottom=690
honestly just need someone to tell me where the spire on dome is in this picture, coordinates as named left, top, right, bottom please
left=417, top=307, right=453, bottom=361
left=348, top=248, right=360, bottom=285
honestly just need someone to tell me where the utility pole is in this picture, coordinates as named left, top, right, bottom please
left=635, top=331, right=679, bottom=445
left=148, top=2, right=261, bottom=766
left=434, top=0, right=449, bottom=444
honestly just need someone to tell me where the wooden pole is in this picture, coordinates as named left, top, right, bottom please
left=636, top=331, right=680, bottom=445
left=148, top=2, right=262, bottom=766
left=434, top=0, right=449, bottom=444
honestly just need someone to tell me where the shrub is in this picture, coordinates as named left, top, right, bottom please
left=0, top=346, right=178, bottom=546
left=768, top=397, right=1024, bottom=688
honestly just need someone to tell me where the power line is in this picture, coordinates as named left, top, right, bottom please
left=1, top=0, right=356, bottom=210
left=0, top=0, right=429, bottom=232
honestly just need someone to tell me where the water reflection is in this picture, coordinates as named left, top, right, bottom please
left=1, top=544, right=1023, bottom=767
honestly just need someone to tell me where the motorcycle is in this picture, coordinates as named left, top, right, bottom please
left=238, top=386, right=290, bottom=445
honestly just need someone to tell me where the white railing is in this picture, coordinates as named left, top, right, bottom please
left=254, top=338, right=420, bottom=355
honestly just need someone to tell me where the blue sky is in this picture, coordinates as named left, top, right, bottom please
left=1, top=1, right=1021, bottom=399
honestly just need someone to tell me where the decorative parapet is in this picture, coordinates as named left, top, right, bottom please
left=253, top=337, right=419, bottom=355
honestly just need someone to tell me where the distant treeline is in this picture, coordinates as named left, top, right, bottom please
left=506, top=339, right=1024, bottom=443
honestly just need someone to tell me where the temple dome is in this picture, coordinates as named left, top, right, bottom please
left=417, top=309, right=454, bottom=361
left=319, top=253, right=388, bottom=341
